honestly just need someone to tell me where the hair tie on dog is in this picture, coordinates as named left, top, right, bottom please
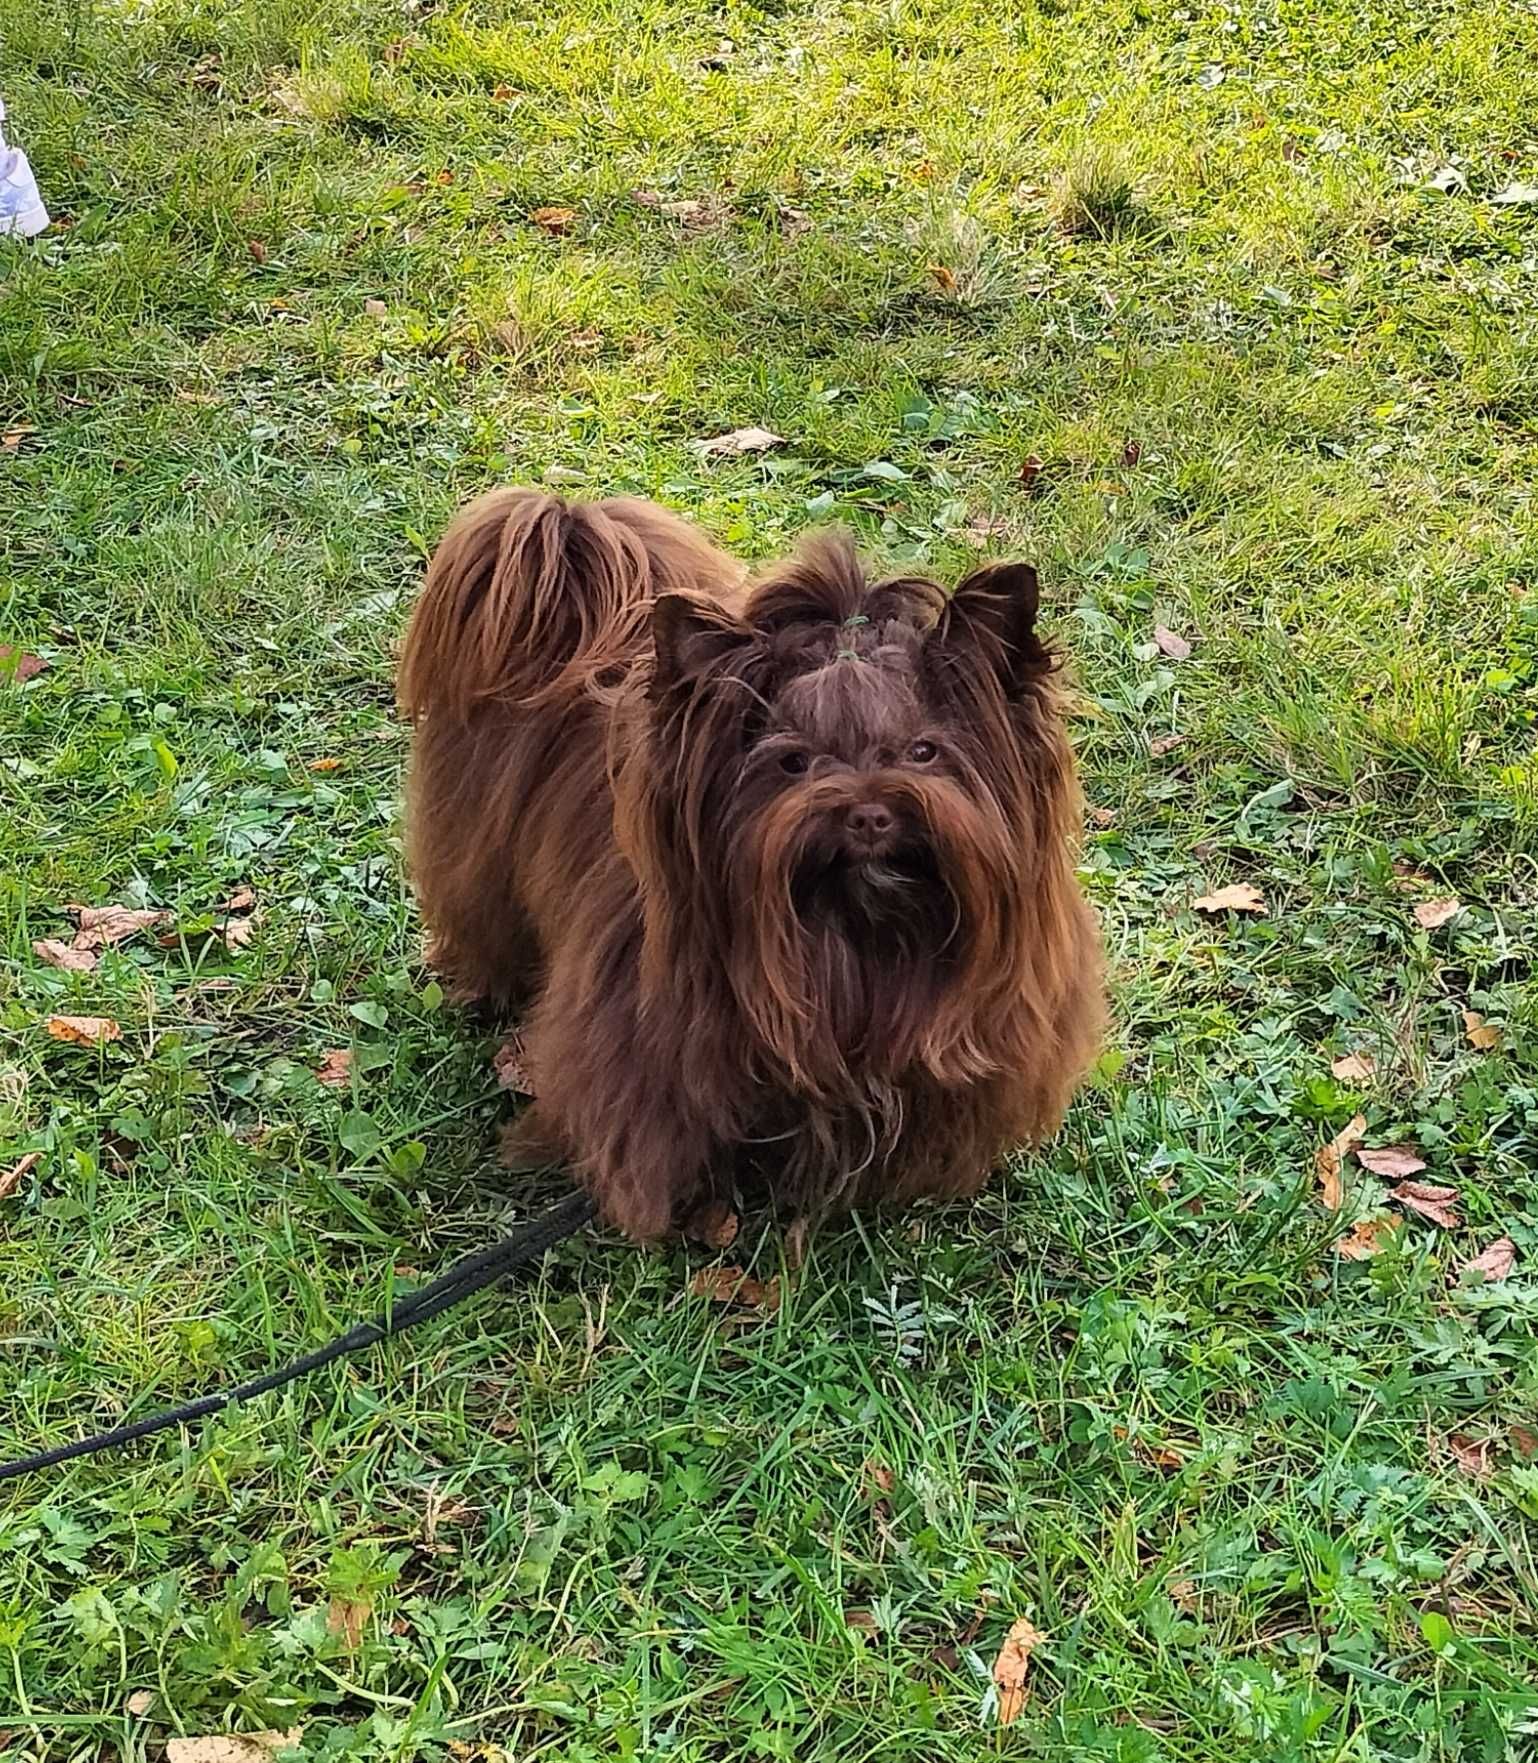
left=842, top=614, right=869, bottom=629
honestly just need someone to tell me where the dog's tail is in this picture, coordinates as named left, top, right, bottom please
left=399, top=489, right=736, bottom=720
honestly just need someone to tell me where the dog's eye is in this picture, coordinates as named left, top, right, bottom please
left=907, top=739, right=938, bottom=764
left=779, top=750, right=810, bottom=775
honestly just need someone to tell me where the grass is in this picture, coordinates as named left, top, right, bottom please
left=2, top=0, right=1538, bottom=1756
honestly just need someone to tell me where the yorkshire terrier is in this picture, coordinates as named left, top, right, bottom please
left=399, top=491, right=1102, bottom=1240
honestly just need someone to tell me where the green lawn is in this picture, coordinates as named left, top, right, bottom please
left=3, top=0, right=1538, bottom=1756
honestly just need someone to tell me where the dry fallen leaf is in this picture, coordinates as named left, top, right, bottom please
left=492, top=1033, right=536, bottom=1096
left=1461, top=1236, right=1515, bottom=1283
left=72, top=904, right=172, bottom=950
left=685, top=1199, right=739, bottom=1250
left=221, top=915, right=257, bottom=951
left=1512, top=1424, right=1538, bottom=1459
left=690, top=1265, right=781, bottom=1311
left=1315, top=1113, right=1367, bottom=1210
left=33, top=938, right=97, bottom=973
left=1331, top=1052, right=1376, bottom=1084
left=126, top=1690, right=155, bottom=1717
left=0, top=645, right=48, bottom=683
left=1153, top=625, right=1192, bottom=661
left=1149, top=733, right=1185, bottom=757
left=928, top=263, right=959, bottom=295
left=165, top=1734, right=302, bottom=1763
left=0, top=1152, right=41, bottom=1201
left=1390, top=1179, right=1460, bottom=1229
left=46, top=1015, right=122, bottom=1046
left=531, top=205, right=577, bottom=234
left=308, top=756, right=343, bottom=772
left=691, top=425, right=784, bottom=458
left=1335, top=1215, right=1392, bottom=1260
left=1018, top=453, right=1044, bottom=493
left=1448, top=1434, right=1492, bottom=1480
left=223, top=886, right=256, bottom=913
left=363, top=298, right=388, bottom=318
left=1414, top=898, right=1462, bottom=930
left=247, top=238, right=268, bottom=263
left=327, top=1596, right=370, bottom=1652
left=1088, top=805, right=1117, bottom=827
left=1462, top=1010, right=1500, bottom=1052
left=1167, top=1577, right=1199, bottom=1613
left=992, top=1616, right=1046, bottom=1725
left=844, top=1607, right=879, bottom=1634
left=1122, top=438, right=1143, bottom=467
left=1357, top=1144, right=1428, bottom=1180
left=314, top=1049, right=353, bottom=1088
left=864, top=1459, right=895, bottom=1497
left=2, top=425, right=36, bottom=451
left=1193, top=883, right=1266, bottom=916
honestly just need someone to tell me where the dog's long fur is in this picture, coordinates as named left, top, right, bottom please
left=400, top=490, right=1102, bottom=1240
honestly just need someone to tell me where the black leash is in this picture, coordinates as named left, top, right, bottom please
left=0, top=1188, right=596, bottom=1483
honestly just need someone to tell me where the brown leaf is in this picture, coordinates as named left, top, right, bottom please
left=1357, top=1144, right=1428, bottom=1180
left=1390, top=1179, right=1459, bottom=1229
left=1167, top=1577, right=1199, bottom=1613
left=165, top=1735, right=302, bottom=1763
left=531, top=205, right=577, bottom=234
left=992, top=1616, right=1046, bottom=1725
left=1088, top=805, right=1117, bottom=827
left=1331, top=1052, right=1376, bottom=1084
left=690, top=1265, right=781, bottom=1312
left=1462, top=1010, right=1500, bottom=1051
left=1018, top=454, right=1044, bottom=492
left=1153, top=625, right=1192, bottom=661
left=0, top=645, right=48, bottom=683
left=1461, top=1236, right=1515, bottom=1282
left=363, top=298, right=388, bottom=318
left=492, top=1033, right=536, bottom=1096
left=2, top=425, right=36, bottom=451
left=247, top=238, right=268, bottom=263
left=1413, top=897, right=1462, bottom=930
left=1149, top=733, right=1185, bottom=757
left=308, top=756, right=343, bottom=772
left=685, top=1199, right=739, bottom=1250
left=1511, top=1424, right=1538, bottom=1459
left=1121, top=438, right=1143, bottom=467
left=126, top=1690, right=155, bottom=1717
left=1316, top=1114, right=1367, bottom=1209
left=928, top=264, right=959, bottom=295
left=691, top=425, right=784, bottom=458
left=326, top=1596, right=370, bottom=1652
left=223, top=886, right=256, bottom=913
left=491, top=81, right=515, bottom=99
left=46, top=1015, right=122, bottom=1046
left=314, top=1049, right=354, bottom=1088
left=1448, top=1434, right=1493, bottom=1480
left=0, top=1152, right=41, bottom=1201
left=864, top=1460, right=895, bottom=1496
left=844, top=1607, right=879, bottom=1634
left=33, top=938, right=97, bottom=973
left=72, top=904, right=172, bottom=950
left=1192, top=883, right=1266, bottom=916
left=1335, top=1215, right=1392, bottom=1260
left=221, top=915, right=257, bottom=951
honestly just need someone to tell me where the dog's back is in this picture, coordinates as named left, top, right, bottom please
left=398, top=491, right=736, bottom=1005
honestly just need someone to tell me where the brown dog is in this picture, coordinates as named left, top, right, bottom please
left=399, top=491, right=1102, bottom=1240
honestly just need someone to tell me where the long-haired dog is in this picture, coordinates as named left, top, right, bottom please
left=399, top=491, right=1103, bottom=1240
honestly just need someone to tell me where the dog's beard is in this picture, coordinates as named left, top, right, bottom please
left=727, top=780, right=1017, bottom=1098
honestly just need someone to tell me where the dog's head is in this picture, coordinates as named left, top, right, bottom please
left=626, top=533, right=1076, bottom=1094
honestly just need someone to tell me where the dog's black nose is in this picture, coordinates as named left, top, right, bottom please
left=845, top=802, right=895, bottom=842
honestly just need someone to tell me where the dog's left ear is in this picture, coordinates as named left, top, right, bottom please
left=928, top=562, right=1048, bottom=695
left=650, top=593, right=754, bottom=696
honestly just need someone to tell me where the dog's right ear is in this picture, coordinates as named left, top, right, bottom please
left=650, top=594, right=755, bottom=696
